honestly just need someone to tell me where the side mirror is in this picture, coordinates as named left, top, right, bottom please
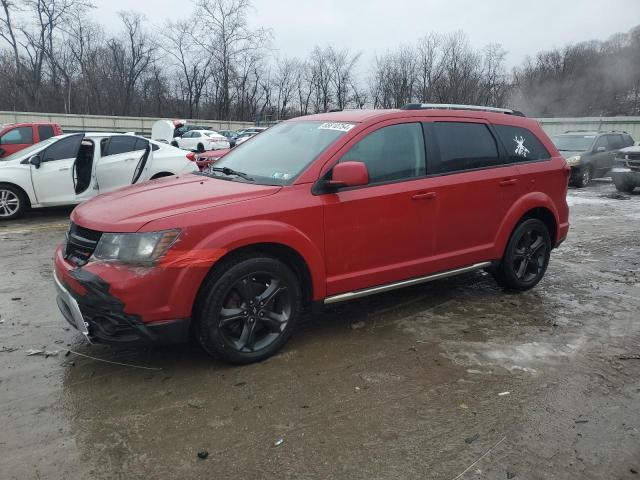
left=327, top=161, right=369, bottom=189
left=596, top=146, right=606, bottom=153
left=29, top=155, right=42, bottom=169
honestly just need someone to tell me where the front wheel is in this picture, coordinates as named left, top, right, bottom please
left=493, top=219, right=551, bottom=291
left=574, top=165, right=592, bottom=188
left=0, top=185, right=27, bottom=220
left=196, top=256, right=301, bottom=364
left=197, top=143, right=205, bottom=153
left=613, top=178, right=635, bottom=193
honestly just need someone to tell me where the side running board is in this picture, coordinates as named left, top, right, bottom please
left=323, top=262, right=492, bottom=305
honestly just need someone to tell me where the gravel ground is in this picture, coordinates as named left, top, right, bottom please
left=1, top=180, right=639, bottom=480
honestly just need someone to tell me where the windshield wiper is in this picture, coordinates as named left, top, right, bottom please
left=208, top=167, right=255, bottom=182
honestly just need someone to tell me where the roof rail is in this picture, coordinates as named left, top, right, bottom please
left=563, top=129, right=630, bottom=135
left=400, top=103, right=525, bottom=116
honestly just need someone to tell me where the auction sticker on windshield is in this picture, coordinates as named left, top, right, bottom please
left=318, top=122, right=355, bottom=132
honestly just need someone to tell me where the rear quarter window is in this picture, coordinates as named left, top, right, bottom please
left=494, top=125, right=551, bottom=162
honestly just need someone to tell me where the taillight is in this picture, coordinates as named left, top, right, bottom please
left=186, top=152, right=196, bottom=161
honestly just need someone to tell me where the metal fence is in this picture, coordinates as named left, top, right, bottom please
left=2, top=111, right=640, bottom=142
left=0, top=111, right=253, bottom=136
left=538, top=117, right=640, bottom=141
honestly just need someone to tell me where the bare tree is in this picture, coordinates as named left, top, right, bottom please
left=195, top=0, right=271, bottom=120
left=159, top=19, right=211, bottom=118
left=106, top=11, right=155, bottom=115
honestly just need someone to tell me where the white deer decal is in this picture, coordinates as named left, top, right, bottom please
left=514, top=136, right=530, bottom=158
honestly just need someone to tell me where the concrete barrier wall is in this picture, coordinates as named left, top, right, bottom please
left=0, top=111, right=253, bottom=135
left=538, top=117, right=640, bottom=141
left=2, top=111, right=640, bottom=142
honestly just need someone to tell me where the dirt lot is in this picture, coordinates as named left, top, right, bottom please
left=1, top=181, right=639, bottom=480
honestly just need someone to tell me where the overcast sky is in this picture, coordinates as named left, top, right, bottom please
left=94, top=0, right=640, bottom=68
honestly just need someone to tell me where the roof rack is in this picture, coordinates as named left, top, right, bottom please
left=400, top=103, right=525, bottom=117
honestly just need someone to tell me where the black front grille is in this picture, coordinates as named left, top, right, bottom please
left=64, top=222, right=102, bottom=266
left=627, top=159, right=640, bottom=171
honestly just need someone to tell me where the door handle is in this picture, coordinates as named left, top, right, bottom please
left=412, top=191, right=436, bottom=200
left=499, top=178, right=518, bottom=187
left=125, top=157, right=136, bottom=162
left=59, top=167, right=70, bottom=171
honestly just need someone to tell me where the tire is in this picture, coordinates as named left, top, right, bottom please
left=575, top=165, right=592, bottom=188
left=197, top=143, right=205, bottom=153
left=195, top=255, right=302, bottom=364
left=493, top=218, right=551, bottom=291
left=613, top=178, right=635, bottom=193
left=0, top=184, right=28, bottom=220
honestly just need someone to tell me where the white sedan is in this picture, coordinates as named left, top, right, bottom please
left=174, top=130, right=230, bottom=152
left=0, top=133, right=198, bottom=220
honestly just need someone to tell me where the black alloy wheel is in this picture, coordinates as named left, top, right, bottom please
left=218, top=273, right=292, bottom=353
left=196, top=255, right=301, bottom=364
left=493, top=218, right=551, bottom=291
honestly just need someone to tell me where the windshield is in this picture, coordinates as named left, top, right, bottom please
left=552, top=135, right=595, bottom=152
left=211, top=121, right=352, bottom=185
left=1, top=137, right=58, bottom=161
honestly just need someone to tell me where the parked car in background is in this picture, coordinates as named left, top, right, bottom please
left=0, top=122, right=63, bottom=158
left=551, top=130, right=634, bottom=187
left=611, top=145, right=640, bottom=192
left=0, top=133, right=197, bottom=220
left=217, top=130, right=239, bottom=147
left=195, top=148, right=231, bottom=171
left=54, top=104, right=569, bottom=364
left=238, top=127, right=268, bottom=135
left=174, top=130, right=230, bottom=152
left=234, top=131, right=257, bottom=146
left=151, top=120, right=213, bottom=146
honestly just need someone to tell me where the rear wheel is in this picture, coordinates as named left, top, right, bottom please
left=196, top=255, right=301, bottom=364
left=493, top=219, right=551, bottom=291
left=0, top=184, right=27, bottom=220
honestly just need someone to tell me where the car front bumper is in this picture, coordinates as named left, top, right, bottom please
left=611, top=170, right=640, bottom=186
left=54, top=247, right=191, bottom=345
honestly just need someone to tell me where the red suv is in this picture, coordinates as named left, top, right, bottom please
left=0, top=122, right=63, bottom=158
left=54, top=105, right=570, bottom=364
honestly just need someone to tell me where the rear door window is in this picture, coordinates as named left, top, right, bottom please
left=607, top=134, right=624, bottom=150
left=428, top=122, right=500, bottom=174
left=1, top=126, right=33, bottom=145
left=494, top=125, right=551, bottom=163
left=38, top=125, right=55, bottom=141
left=103, top=136, right=140, bottom=156
left=340, top=123, right=426, bottom=184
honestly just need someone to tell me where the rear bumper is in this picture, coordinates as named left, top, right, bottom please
left=54, top=247, right=191, bottom=345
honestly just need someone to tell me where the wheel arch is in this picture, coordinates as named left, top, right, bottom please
left=493, top=192, right=560, bottom=259
left=0, top=181, right=33, bottom=208
left=162, top=219, right=326, bottom=321
left=194, top=242, right=315, bottom=312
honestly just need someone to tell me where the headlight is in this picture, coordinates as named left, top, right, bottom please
left=565, top=155, right=581, bottom=167
left=92, top=229, right=180, bottom=264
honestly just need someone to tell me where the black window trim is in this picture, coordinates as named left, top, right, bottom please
left=313, top=118, right=554, bottom=195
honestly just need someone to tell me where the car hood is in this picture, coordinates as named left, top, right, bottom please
left=72, top=174, right=281, bottom=232
left=619, top=145, right=640, bottom=154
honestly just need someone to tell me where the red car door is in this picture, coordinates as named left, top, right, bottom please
left=321, top=120, right=438, bottom=296
left=0, top=125, right=34, bottom=158
left=423, top=120, right=521, bottom=272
